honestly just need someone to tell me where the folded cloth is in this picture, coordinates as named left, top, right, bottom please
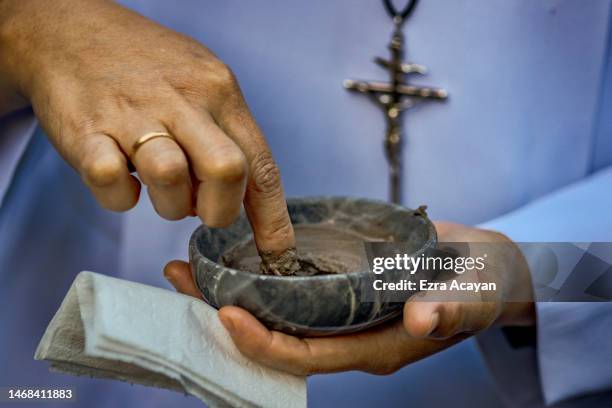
left=35, top=271, right=306, bottom=408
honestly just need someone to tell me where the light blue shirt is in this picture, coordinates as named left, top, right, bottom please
left=1, top=1, right=612, bottom=407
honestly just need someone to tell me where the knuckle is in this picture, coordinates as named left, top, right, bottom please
left=207, top=59, right=237, bottom=90
left=82, top=156, right=124, bottom=187
left=432, top=304, right=462, bottom=339
left=250, top=152, right=282, bottom=196
left=148, top=154, right=189, bottom=186
left=205, top=147, right=248, bottom=183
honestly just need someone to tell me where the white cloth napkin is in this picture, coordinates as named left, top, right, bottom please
left=35, top=271, right=306, bottom=408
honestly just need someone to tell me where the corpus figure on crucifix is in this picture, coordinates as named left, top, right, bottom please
left=344, top=0, right=448, bottom=204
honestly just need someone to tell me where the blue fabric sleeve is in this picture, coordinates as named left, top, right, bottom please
left=479, top=166, right=612, bottom=404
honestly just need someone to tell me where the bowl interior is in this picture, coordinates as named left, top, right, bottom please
left=194, top=196, right=435, bottom=275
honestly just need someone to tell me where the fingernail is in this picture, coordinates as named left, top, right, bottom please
left=219, top=314, right=236, bottom=334
left=426, top=312, right=440, bottom=336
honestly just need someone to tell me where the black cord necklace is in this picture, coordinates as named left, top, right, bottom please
left=382, top=0, right=420, bottom=25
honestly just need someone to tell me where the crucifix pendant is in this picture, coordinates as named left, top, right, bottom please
left=344, top=11, right=448, bottom=204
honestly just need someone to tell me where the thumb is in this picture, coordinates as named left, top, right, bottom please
left=403, top=273, right=499, bottom=339
left=403, top=298, right=441, bottom=338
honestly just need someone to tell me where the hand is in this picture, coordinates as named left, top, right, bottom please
left=164, top=222, right=536, bottom=376
left=0, top=0, right=294, bottom=253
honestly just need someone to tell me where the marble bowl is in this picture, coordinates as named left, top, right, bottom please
left=189, top=197, right=437, bottom=337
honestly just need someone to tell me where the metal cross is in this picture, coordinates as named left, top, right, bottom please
left=344, top=18, right=448, bottom=204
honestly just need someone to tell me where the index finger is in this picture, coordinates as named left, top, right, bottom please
left=215, top=94, right=296, bottom=254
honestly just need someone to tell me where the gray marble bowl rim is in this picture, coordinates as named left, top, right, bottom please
left=189, top=196, right=438, bottom=282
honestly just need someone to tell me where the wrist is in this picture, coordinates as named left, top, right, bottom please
left=498, top=249, right=537, bottom=327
